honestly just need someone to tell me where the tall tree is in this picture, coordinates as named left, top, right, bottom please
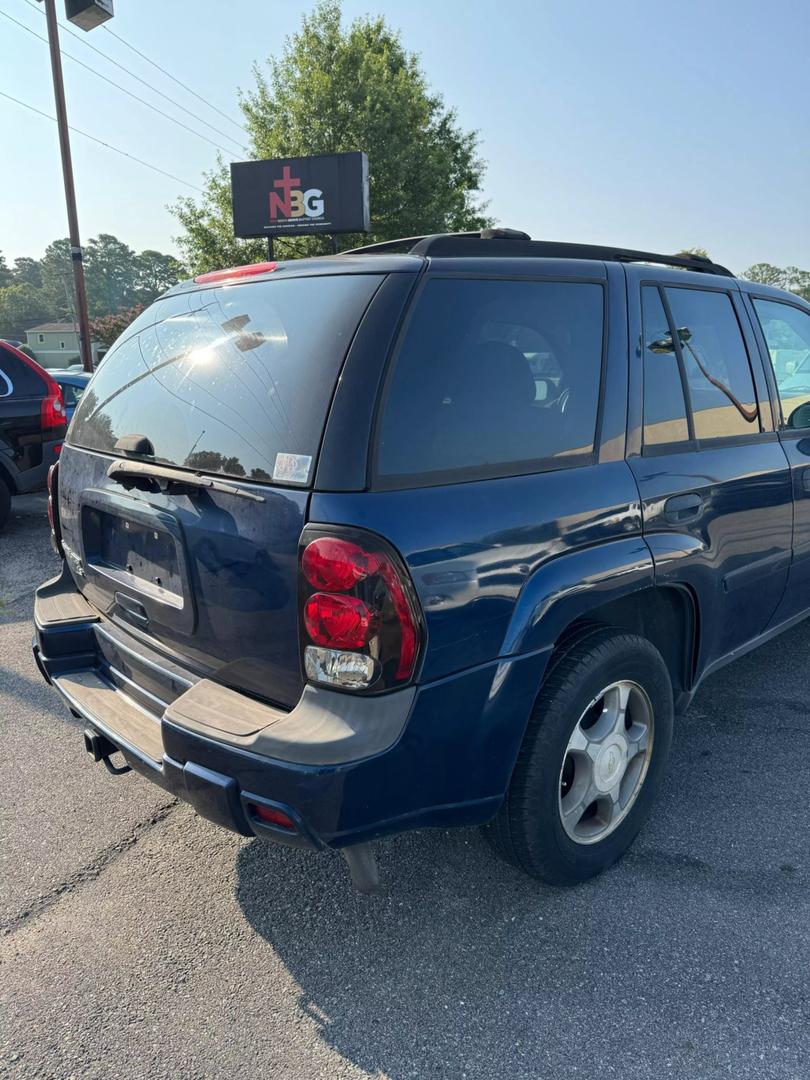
left=741, top=262, right=810, bottom=301
left=84, top=233, right=137, bottom=317
left=134, top=250, right=186, bottom=304
left=173, top=1, right=491, bottom=273
left=0, top=283, right=51, bottom=341
left=0, top=253, right=12, bottom=288
left=12, top=257, right=43, bottom=289
left=39, top=239, right=76, bottom=323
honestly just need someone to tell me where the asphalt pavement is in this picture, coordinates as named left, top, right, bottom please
left=1, top=493, right=808, bottom=1079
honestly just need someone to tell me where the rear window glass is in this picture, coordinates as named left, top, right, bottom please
left=376, top=278, right=604, bottom=483
left=70, top=274, right=382, bottom=484
left=0, top=346, right=47, bottom=398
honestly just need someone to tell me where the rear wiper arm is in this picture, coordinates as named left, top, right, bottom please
left=106, top=459, right=265, bottom=502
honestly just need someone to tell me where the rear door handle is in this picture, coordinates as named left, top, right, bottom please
left=663, top=492, right=704, bottom=523
left=800, top=468, right=810, bottom=495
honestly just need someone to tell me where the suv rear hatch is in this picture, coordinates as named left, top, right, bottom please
left=58, top=268, right=385, bottom=710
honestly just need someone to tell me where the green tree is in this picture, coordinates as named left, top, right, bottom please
left=134, top=250, right=186, bottom=304
left=741, top=262, right=810, bottom=301
left=0, top=282, right=51, bottom=341
left=677, top=247, right=711, bottom=259
left=39, top=239, right=76, bottom=322
left=12, top=257, right=43, bottom=289
left=173, top=1, right=491, bottom=273
left=84, top=233, right=138, bottom=316
left=740, top=262, right=788, bottom=289
left=0, top=253, right=12, bottom=288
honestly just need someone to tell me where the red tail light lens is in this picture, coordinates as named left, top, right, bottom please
left=41, top=388, right=67, bottom=432
left=304, top=592, right=379, bottom=649
left=299, top=528, right=422, bottom=692
left=302, top=537, right=373, bottom=592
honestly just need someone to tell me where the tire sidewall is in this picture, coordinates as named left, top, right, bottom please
left=521, top=635, right=673, bottom=883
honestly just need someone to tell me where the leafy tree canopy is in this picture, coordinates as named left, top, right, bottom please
left=172, top=0, right=492, bottom=273
left=740, top=263, right=810, bottom=301
left=0, top=235, right=185, bottom=343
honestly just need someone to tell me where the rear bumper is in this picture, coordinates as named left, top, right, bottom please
left=12, top=439, right=62, bottom=494
left=33, top=568, right=551, bottom=850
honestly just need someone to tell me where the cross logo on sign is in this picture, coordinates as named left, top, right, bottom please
left=268, top=165, right=325, bottom=221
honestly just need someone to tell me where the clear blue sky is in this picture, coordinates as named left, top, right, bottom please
left=1, top=0, right=808, bottom=272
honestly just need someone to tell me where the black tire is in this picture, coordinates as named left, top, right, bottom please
left=487, top=628, right=673, bottom=885
left=0, top=477, right=10, bottom=532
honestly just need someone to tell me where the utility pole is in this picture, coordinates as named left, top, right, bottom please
left=41, top=0, right=111, bottom=372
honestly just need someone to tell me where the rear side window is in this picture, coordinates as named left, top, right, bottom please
left=642, top=286, right=690, bottom=447
left=664, top=287, right=759, bottom=439
left=376, top=278, right=604, bottom=484
left=70, top=274, right=382, bottom=484
left=752, top=299, right=810, bottom=428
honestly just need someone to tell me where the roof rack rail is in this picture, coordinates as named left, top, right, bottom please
left=341, top=230, right=734, bottom=276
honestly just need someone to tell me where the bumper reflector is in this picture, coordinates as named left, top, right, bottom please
left=251, top=804, right=295, bottom=830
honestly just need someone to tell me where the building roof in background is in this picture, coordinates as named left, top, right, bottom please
left=26, top=322, right=79, bottom=334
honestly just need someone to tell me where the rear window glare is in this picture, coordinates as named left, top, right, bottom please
left=69, top=274, right=383, bottom=485
left=375, top=278, right=605, bottom=485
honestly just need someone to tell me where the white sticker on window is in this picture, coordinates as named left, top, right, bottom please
left=273, top=452, right=312, bottom=484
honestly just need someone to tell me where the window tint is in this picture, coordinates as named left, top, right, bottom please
left=60, top=382, right=85, bottom=407
left=664, top=287, right=758, bottom=439
left=70, top=274, right=382, bottom=484
left=0, top=346, right=46, bottom=398
left=377, top=278, right=604, bottom=482
left=642, top=286, right=689, bottom=447
left=752, top=300, right=810, bottom=429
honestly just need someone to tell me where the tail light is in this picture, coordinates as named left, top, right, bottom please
left=299, top=527, right=423, bottom=692
left=41, top=384, right=67, bottom=431
left=47, top=461, right=64, bottom=558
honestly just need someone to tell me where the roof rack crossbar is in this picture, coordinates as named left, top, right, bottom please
left=340, top=231, right=733, bottom=276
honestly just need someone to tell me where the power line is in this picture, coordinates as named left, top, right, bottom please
left=0, top=89, right=204, bottom=192
left=20, top=0, right=248, bottom=153
left=0, top=8, right=239, bottom=156
left=101, top=24, right=247, bottom=136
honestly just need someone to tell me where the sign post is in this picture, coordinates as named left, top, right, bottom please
left=230, top=152, right=370, bottom=256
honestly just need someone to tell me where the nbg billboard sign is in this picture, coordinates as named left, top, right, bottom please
left=230, top=152, right=370, bottom=239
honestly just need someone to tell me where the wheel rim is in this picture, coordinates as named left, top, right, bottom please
left=558, top=679, right=654, bottom=845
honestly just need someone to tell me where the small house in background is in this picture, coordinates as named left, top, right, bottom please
left=24, top=322, right=105, bottom=369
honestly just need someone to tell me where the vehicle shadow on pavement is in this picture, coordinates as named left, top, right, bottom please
left=232, top=620, right=810, bottom=1080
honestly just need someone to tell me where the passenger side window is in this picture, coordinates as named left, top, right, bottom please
left=642, top=286, right=690, bottom=447
left=376, top=278, right=605, bottom=483
left=752, top=300, right=810, bottom=430
left=664, top=287, right=759, bottom=439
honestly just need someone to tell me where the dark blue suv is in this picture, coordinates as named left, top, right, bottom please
left=32, top=231, right=810, bottom=890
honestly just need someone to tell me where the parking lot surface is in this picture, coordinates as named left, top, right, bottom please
left=1, top=493, right=808, bottom=1080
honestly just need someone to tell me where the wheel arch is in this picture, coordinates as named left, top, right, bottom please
left=548, top=584, right=699, bottom=703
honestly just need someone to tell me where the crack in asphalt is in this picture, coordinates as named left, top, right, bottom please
left=1, top=799, right=179, bottom=939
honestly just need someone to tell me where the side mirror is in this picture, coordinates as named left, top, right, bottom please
left=788, top=401, right=810, bottom=429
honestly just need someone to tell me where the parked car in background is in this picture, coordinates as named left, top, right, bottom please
left=0, top=341, right=67, bottom=530
left=32, top=231, right=810, bottom=891
left=47, top=369, right=90, bottom=423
